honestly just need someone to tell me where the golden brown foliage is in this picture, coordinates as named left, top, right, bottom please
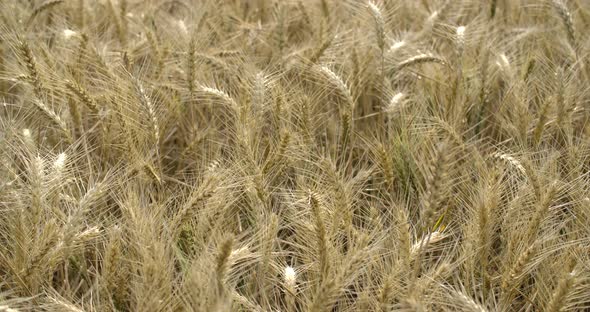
left=1, top=0, right=590, bottom=311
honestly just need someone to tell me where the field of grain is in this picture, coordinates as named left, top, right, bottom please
left=1, top=0, right=589, bottom=311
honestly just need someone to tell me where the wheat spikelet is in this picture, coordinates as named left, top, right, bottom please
left=252, top=71, right=267, bottom=113
left=367, top=1, right=385, bottom=52
left=501, top=244, right=536, bottom=294
left=77, top=180, right=107, bottom=211
left=62, top=29, right=78, bottom=41
left=187, top=39, right=196, bottom=95
left=199, top=85, right=238, bottom=108
left=376, top=144, right=394, bottom=186
left=475, top=48, right=490, bottom=136
left=284, top=266, right=297, bottom=310
left=308, top=278, right=337, bottom=312
left=385, top=92, right=405, bottom=114
left=144, top=29, right=163, bottom=78
left=546, top=252, right=579, bottom=312
left=22, top=235, right=55, bottom=290
left=378, top=277, right=393, bottom=311
left=496, top=53, right=513, bottom=79
left=317, top=65, right=354, bottom=108
left=50, top=152, right=66, bottom=186
left=28, top=155, right=45, bottom=228
left=22, top=128, right=36, bottom=153
left=215, top=236, right=234, bottom=296
left=410, top=230, right=447, bottom=258
left=521, top=159, right=541, bottom=200
left=452, top=289, right=488, bottom=312
left=525, top=181, right=558, bottom=243
left=455, top=26, right=466, bottom=58
left=27, top=0, right=64, bottom=27
left=421, top=141, right=450, bottom=230
left=65, top=80, right=98, bottom=113
left=103, top=226, right=122, bottom=294
left=132, top=78, right=160, bottom=147
left=17, top=40, right=43, bottom=96
left=173, top=185, right=215, bottom=232
left=32, top=99, right=70, bottom=140
left=395, top=53, right=447, bottom=72
left=309, top=191, right=330, bottom=283
left=193, top=52, right=231, bottom=73
left=492, top=153, right=526, bottom=174
left=260, top=214, right=278, bottom=278
left=396, top=207, right=412, bottom=270
left=107, top=0, right=126, bottom=46
left=533, top=98, right=551, bottom=145
left=551, top=0, right=576, bottom=48
left=387, top=40, right=407, bottom=55
left=546, top=270, right=577, bottom=312
left=476, top=175, right=498, bottom=285
left=46, top=296, right=84, bottom=312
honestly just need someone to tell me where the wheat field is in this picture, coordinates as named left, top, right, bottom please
left=0, top=0, right=589, bottom=311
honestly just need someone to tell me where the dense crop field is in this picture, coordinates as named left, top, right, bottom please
left=1, top=0, right=590, bottom=311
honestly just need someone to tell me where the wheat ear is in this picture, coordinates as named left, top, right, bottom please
left=551, top=0, right=576, bottom=49
left=27, top=0, right=64, bottom=27
left=309, top=191, right=330, bottom=284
